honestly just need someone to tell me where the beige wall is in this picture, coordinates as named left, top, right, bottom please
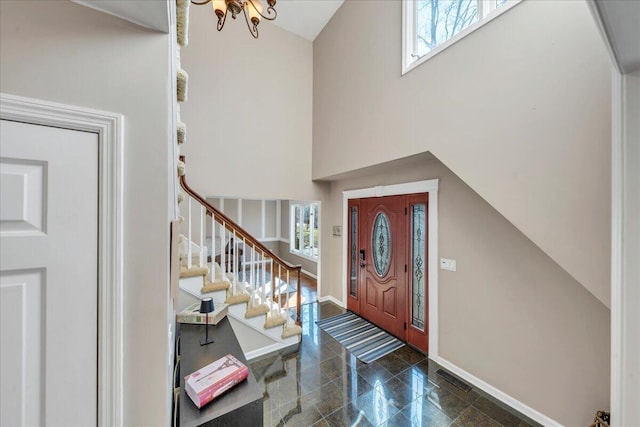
left=313, top=0, right=611, bottom=308
left=180, top=3, right=328, bottom=202
left=242, top=200, right=262, bottom=237
left=0, top=1, right=173, bottom=426
left=323, top=155, right=610, bottom=426
left=281, top=200, right=290, bottom=240
left=265, top=200, right=277, bottom=238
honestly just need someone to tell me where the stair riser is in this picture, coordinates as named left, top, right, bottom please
left=180, top=275, right=227, bottom=305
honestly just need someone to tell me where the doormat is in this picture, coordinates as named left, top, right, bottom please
left=316, top=312, right=404, bottom=364
left=436, top=369, right=473, bottom=392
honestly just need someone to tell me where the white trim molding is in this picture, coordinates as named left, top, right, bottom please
left=342, top=179, right=439, bottom=357
left=587, top=3, right=640, bottom=423
left=0, top=93, right=125, bottom=427
left=610, top=68, right=640, bottom=427
left=433, top=356, right=562, bottom=427
left=610, top=68, right=625, bottom=427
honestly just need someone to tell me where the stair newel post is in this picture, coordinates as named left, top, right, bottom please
left=210, top=212, right=215, bottom=284
left=187, top=197, right=192, bottom=269
left=296, top=269, right=301, bottom=326
left=199, top=205, right=205, bottom=268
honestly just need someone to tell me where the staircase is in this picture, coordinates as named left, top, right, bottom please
left=177, top=155, right=302, bottom=357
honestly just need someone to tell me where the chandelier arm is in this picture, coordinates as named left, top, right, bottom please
left=191, top=0, right=212, bottom=5
left=247, top=0, right=277, bottom=21
left=242, top=6, right=259, bottom=38
left=217, top=9, right=227, bottom=31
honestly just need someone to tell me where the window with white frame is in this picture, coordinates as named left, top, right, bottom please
left=403, top=0, right=519, bottom=74
left=290, top=202, right=319, bottom=260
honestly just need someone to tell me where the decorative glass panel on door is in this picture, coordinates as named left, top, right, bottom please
left=372, top=212, right=391, bottom=277
left=349, top=206, right=358, bottom=297
left=411, top=204, right=426, bottom=330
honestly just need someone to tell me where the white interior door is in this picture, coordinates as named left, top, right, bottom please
left=0, top=119, right=98, bottom=427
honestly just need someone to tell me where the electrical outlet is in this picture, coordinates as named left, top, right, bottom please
left=440, top=258, right=456, bottom=271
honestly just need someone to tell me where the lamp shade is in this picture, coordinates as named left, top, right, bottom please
left=200, top=297, right=214, bottom=314
left=247, top=0, right=264, bottom=23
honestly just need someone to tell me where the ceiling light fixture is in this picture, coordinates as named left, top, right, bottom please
left=191, top=0, right=277, bottom=39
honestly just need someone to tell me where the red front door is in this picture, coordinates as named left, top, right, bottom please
left=360, top=195, right=407, bottom=338
left=347, top=194, right=429, bottom=352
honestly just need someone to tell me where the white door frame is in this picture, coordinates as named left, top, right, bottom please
left=342, top=180, right=439, bottom=357
left=587, top=3, right=640, bottom=424
left=1, top=93, right=124, bottom=427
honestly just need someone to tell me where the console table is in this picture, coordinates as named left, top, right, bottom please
left=176, top=318, right=263, bottom=427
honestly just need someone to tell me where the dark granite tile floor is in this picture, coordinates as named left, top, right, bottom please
left=250, top=301, right=540, bottom=427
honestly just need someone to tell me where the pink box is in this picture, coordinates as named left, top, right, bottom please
left=184, top=354, right=249, bottom=409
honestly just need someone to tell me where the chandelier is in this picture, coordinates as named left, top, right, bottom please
left=191, top=0, right=278, bottom=39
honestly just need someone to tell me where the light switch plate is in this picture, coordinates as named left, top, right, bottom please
left=440, top=258, right=456, bottom=271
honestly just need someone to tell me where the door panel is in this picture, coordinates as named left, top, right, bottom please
left=0, top=269, right=44, bottom=427
left=0, top=120, right=98, bottom=427
left=359, top=196, right=406, bottom=339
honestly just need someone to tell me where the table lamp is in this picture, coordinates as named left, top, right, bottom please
left=200, top=297, right=215, bottom=346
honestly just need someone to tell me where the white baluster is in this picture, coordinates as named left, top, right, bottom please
left=199, top=205, right=205, bottom=268
left=187, top=197, right=192, bottom=269
left=210, top=213, right=215, bottom=284
left=242, top=237, right=247, bottom=284
left=261, top=256, right=267, bottom=311
left=220, top=221, right=226, bottom=295
left=269, top=258, right=274, bottom=313
left=233, top=229, right=238, bottom=298
left=286, top=268, right=290, bottom=325
left=250, top=246, right=255, bottom=301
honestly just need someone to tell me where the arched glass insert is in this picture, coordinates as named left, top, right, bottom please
left=372, top=212, right=391, bottom=276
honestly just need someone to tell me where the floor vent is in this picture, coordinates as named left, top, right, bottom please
left=436, top=369, right=473, bottom=392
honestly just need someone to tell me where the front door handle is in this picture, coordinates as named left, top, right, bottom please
left=359, top=249, right=365, bottom=268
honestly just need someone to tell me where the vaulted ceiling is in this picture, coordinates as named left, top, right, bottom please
left=73, top=0, right=344, bottom=41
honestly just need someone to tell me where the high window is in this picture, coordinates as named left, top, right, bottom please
left=290, top=202, right=319, bottom=260
left=403, top=0, right=519, bottom=74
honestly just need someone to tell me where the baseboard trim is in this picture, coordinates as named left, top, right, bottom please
left=244, top=342, right=293, bottom=361
left=432, top=356, right=561, bottom=427
left=318, top=295, right=345, bottom=308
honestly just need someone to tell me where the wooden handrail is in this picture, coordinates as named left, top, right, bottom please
left=179, top=157, right=301, bottom=273
left=179, top=156, right=302, bottom=325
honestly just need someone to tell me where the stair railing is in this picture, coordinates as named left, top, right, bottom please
left=179, top=156, right=302, bottom=326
